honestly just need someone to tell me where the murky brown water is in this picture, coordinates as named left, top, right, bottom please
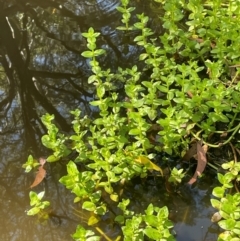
left=0, top=0, right=220, bottom=240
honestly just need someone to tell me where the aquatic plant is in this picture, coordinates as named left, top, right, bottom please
left=211, top=161, right=240, bottom=240
left=23, top=0, right=240, bottom=239
left=27, top=191, right=50, bottom=217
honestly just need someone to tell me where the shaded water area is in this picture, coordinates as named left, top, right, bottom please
left=0, top=0, right=221, bottom=240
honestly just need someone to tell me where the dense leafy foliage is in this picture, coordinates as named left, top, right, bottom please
left=23, top=0, right=240, bottom=240
left=211, top=161, right=240, bottom=241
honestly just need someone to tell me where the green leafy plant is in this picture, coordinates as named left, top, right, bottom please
left=59, top=160, right=107, bottom=216
left=41, top=114, right=71, bottom=162
left=22, top=155, right=40, bottom=173
left=168, top=167, right=185, bottom=185
left=72, top=225, right=100, bottom=241
left=115, top=199, right=175, bottom=241
left=211, top=161, right=240, bottom=240
left=23, top=0, right=240, bottom=240
left=27, top=191, right=50, bottom=217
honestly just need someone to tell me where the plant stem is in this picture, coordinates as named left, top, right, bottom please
left=95, top=227, right=114, bottom=241
left=191, top=122, right=240, bottom=147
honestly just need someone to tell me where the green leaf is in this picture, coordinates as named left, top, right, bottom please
left=82, top=201, right=96, bottom=211
left=94, top=205, right=106, bottom=215
left=218, top=219, right=236, bottom=230
left=88, top=215, right=100, bottom=226
left=148, top=109, right=157, bottom=121
left=97, top=85, right=105, bottom=98
left=88, top=75, right=98, bottom=84
left=110, top=193, right=119, bottom=202
left=115, top=215, right=125, bottom=224
left=132, top=98, right=144, bottom=108
left=231, top=238, right=240, bottom=241
left=157, top=85, right=168, bottom=93
left=37, top=191, right=45, bottom=201
left=104, top=185, right=113, bottom=194
left=132, top=164, right=142, bottom=173
left=67, top=161, right=79, bottom=176
left=210, top=198, right=221, bottom=210
left=41, top=113, right=55, bottom=126
left=81, top=51, right=94, bottom=58
left=144, top=215, right=158, bottom=227
left=212, top=187, right=225, bottom=198
left=87, top=236, right=101, bottom=241
left=145, top=203, right=154, bottom=215
left=134, top=36, right=144, bottom=42
left=27, top=207, right=40, bottom=216
left=41, top=135, right=55, bottom=149
left=158, top=206, right=169, bottom=219
left=139, top=53, right=148, bottom=61
left=72, top=225, right=100, bottom=241
left=74, top=197, right=81, bottom=203
left=116, top=26, right=128, bottom=31
left=90, top=100, right=102, bottom=106
left=22, top=155, right=40, bottom=173
left=90, top=191, right=102, bottom=203
left=94, top=49, right=105, bottom=56
left=29, top=191, right=39, bottom=206
left=116, top=6, right=125, bottom=13
left=222, top=161, right=234, bottom=170
left=129, top=128, right=141, bottom=135
left=47, top=155, right=59, bottom=162
left=144, top=227, right=161, bottom=240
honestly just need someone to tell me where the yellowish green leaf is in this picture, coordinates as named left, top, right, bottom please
left=134, top=156, right=163, bottom=176
left=110, top=193, right=119, bottom=202
left=88, top=215, right=100, bottom=226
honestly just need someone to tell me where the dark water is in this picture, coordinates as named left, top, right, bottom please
left=0, top=0, right=219, bottom=240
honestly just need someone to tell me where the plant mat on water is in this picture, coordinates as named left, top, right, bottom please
left=22, top=0, right=240, bottom=239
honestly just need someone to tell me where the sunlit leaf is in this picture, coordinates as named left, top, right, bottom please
left=129, top=128, right=141, bottom=135
left=81, top=51, right=94, bottom=58
left=218, top=219, right=236, bottom=230
left=29, top=191, right=39, bottom=206
left=94, top=49, right=106, bottom=56
left=144, top=215, right=158, bottom=227
left=104, top=185, right=113, bottom=194
left=222, top=161, right=234, bottom=170
left=212, top=187, right=225, bottom=198
left=145, top=203, right=154, bottom=215
left=27, top=207, right=40, bottom=216
left=47, top=155, right=59, bottom=162
left=67, top=161, right=79, bottom=176
left=210, top=198, right=221, bottom=209
left=134, top=156, right=163, bottom=176
left=218, top=231, right=233, bottom=239
left=88, top=215, right=100, bottom=226
left=74, top=197, right=81, bottom=203
left=110, top=193, right=119, bottom=202
left=37, top=191, right=45, bottom=201
left=22, top=155, right=40, bottom=173
left=144, top=227, right=161, bottom=240
left=82, top=201, right=96, bottom=211
left=94, top=205, right=106, bottom=215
